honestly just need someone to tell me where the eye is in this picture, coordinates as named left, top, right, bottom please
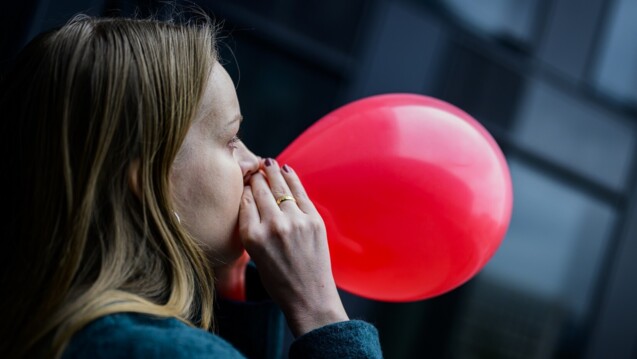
left=228, top=134, right=241, bottom=150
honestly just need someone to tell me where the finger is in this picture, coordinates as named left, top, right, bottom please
left=280, top=164, right=319, bottom=215
left=249, top=172, right=281, bottom=220
left=239, top=185, right=261, bottom=234
left=263, top=158, right=297, bottom=211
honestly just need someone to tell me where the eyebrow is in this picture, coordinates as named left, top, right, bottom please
left=227, top=114, right=243, bottom=128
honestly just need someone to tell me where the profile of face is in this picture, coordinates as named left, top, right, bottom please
left=170, top=62, right=259, bottom=266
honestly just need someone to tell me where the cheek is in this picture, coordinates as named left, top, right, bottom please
left=172, top=151, right=244, bottom=225
left=173, top=162, right=210, bottom=207
left=171, top=150, right=246, bottom=263
left=171, top=149, right=222, bottom=223
left=225, top=159, right=245, bottom=210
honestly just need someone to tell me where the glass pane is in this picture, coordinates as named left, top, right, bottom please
left=436, top=43, right=525, bottom=131
left=536, top=0, right=606, bottom=81
left=284, top=0, right=366, bottom=53
left=448, top=158, right=617, bottom=358
left=593, top=0, right=637, bottom=104
left=482, top=159, right=615, bottom=316
left=207, top=0, right=366, bottom=53
left=443, top=0, right=538, bottom=45
left=513, top=80, right=635, bottom=191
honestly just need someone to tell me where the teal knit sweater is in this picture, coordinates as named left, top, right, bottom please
left=62, top=312, right=382, bottom=358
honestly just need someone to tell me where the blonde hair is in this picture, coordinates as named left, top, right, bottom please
left=1, top=15, right=218, bottom=357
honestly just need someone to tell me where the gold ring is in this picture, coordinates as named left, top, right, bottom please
left=276, top=195, right=296, bottom=206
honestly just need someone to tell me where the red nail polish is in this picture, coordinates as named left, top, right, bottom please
left=265, top=158, right=272, bottom=167
left=282, top=164, right=290, bottom=173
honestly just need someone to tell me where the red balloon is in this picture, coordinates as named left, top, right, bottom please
left=277, top=94, right=512, bottom=302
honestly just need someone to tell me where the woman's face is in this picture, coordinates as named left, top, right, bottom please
left=171, top=62, right=259, bottom=266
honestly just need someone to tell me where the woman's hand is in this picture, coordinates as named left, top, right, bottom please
left=238, top=158, right=349, bottom=337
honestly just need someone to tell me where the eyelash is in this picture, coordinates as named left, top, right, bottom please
left=229, top=134, right=241, bottom=149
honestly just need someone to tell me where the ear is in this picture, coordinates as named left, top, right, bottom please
left=128, top=158, right=142, bottom=199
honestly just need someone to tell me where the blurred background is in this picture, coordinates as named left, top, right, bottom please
left=2, top=0, right=636, bottom=358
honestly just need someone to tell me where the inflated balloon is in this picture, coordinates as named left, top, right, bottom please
left=277, top=94, right=512, bottom=302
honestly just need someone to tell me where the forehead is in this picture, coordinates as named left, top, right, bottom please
left=194, top=62, right=240, bottom=129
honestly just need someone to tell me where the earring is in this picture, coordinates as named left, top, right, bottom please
left=174, top=211, right=181, bottom=224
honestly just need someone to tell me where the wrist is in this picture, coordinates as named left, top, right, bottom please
left=284, top=297, right=349, bottom=337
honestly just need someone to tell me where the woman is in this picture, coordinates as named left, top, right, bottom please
left=0, top=15, right=381, bottom=358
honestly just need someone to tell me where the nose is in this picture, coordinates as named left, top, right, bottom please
left=236, top=141, right=260, bottom=183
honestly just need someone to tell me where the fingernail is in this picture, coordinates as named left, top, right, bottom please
left=265, top=158, right=272, bottom=167
left=282, top=164, right=290, bottom=173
